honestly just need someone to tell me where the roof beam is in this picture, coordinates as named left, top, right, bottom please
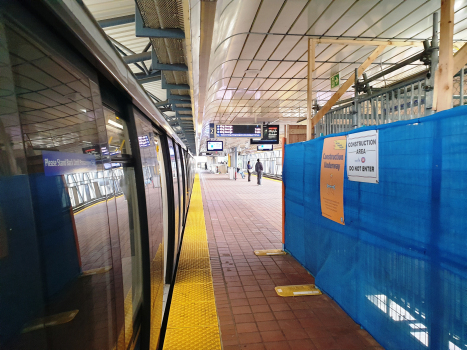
left=123, top=51, right=152, bottom=64
left=161, top=75, right=189, bottom=90
left=98, top=15, right=135, bottom=28
left=313, top=38, right=423, bottom=47
left=138, top=75, right=162, bottom=84
left=312, top=45, right=386, bottom=126
left=135, top=5, right=185, bottom=39
left=152, top=49, right=188, bottom=71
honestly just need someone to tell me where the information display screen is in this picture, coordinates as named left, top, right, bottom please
left=257, top=144, right=273, bottom=151
left=262, top=125, right=279, bottom=143
left=207, top=141, right=223, bottom=151
left=216, top=124, right=261, bottom=137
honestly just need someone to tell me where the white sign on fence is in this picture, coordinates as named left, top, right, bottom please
left=346, top=130, right=379, bottom=183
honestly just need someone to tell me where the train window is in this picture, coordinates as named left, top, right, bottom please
left=1, top=20, right=118, bottom=350
left=134, top=110, right=166, bottom=348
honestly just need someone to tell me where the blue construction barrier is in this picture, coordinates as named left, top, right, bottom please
left=283, top=106, right=467, bottom=350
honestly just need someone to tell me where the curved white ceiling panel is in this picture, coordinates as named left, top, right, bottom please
left=201, top=0, right=467, bottom=142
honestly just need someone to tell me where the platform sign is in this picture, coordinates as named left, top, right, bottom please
left=320, top=136, right=346, bottom=225
left=209, top=123, right=215, bottom=138
left=346, top=130, right=379, bottom=183
left=216, top=124, right=261, bottom=137
left=330, top=72, right=340, bottom=89
left=42, top=150, right=97, bottom=176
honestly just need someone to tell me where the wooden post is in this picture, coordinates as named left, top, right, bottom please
left=437, top=0, right=455, bottom=111
left=282, top=137, right=286, bottom=245
left=307, top=39, right=315, bottom=140
left=312, top=45, right=386, bottom=127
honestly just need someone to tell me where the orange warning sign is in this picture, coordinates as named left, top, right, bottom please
left=320, top=136, right=346, bottom=225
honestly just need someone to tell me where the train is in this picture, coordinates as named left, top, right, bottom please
left=0, top=0, right=195, bottom=349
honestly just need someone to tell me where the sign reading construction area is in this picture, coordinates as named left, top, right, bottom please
left=320, top=136, right=346, bottom=225
left=346, top=130, right=379, bottom=183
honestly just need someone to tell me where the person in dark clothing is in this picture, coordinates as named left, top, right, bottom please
left=255, top=159, right=263, bottom=185
left=247, top=160, right=252, bottom=182
left=205, top=162, right=207, bottom=170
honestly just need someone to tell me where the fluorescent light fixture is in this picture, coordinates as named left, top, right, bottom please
left=108, top=120, right=123, bottom=129
left=81, top=109, right=87, bottom=113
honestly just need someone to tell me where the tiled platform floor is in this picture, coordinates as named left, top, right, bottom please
left=200, top=171, right=383, bottom=350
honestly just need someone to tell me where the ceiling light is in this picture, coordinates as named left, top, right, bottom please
left=81, top=109, right=87, bottom=113
left=108, top=120, right=123, bottom=129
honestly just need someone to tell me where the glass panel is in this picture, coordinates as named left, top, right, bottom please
left=174, top=145, right=184, bottom=230
left=134, top=111, right=166, bottom=348
left=167, top=138, right=180, bottom=254
left=1, top=21, right=117, bottom=349
left=103, top=106, right=142, bottom=350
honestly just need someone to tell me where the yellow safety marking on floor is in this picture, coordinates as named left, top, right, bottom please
left=81, top=266, right=112, bottom=276
left=22, top=310, right=79, bottom=333
left=254, top=249, right=287, bottom=256
left=163, top=174, right=221, bottom=350
left=275, top=284, right=322, bottom=297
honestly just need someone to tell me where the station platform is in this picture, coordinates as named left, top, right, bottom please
left=165, top=171, right=383, bottom=350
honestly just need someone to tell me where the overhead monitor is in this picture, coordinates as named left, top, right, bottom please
left=257, top=144, right=273, bottom=151
left=262, top=125, right=279, bottom=144
left=216, top=124, right=261, bottom=137
left=207, top=141, right=223, bottom=151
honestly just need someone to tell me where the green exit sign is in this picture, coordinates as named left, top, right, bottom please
left=330, top=73, right=340, bottom=89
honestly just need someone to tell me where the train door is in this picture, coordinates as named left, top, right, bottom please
left=174, top=145, right=185, bottom=229
left=133, top=111, right=167, bottom=348
left=165, top=138, right=180, bottom=271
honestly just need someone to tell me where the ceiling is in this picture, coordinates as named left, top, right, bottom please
left=80, top=0, right=467, bottom=154
left=195, top=0, right=467, bottom=151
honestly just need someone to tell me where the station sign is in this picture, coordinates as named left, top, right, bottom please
left=346, top=130, right=379, bottom=183
left=216, top=124, right=261, bottom=137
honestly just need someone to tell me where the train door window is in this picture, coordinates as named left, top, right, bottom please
left=134, top=110, right=166, bottom=348
left=103, top=106, right=143, bottom=349
left=1, top=17, right=117, bottom=350
left=166, top=138, right=180, bottom=255
left=174, top=145, right=185, bottom=230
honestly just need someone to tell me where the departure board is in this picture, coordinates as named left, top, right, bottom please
left=216, top=124, right=261, bottom=137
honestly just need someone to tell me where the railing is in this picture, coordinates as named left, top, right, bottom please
left=239, top=151, right=283, bottom=178
left=315, top=67, right=467, bottom=137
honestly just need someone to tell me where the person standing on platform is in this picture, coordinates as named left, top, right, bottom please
left=255, top=159, right=263, bottom=185
left=247, top=161, right=252, bottom=182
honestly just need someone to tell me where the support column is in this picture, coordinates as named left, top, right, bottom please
left=437, top=0, right=455, bottom=111
left=307, top=39, right=315, bottom=141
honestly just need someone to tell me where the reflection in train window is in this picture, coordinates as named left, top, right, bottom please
left=1, top=21, right=116, bottom=350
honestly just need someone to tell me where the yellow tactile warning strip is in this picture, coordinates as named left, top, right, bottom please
left=275, top=284, right=322, bottom=297
left=163, top=174, right=222, bottom=350
left=254, top=249, right=287, bottom=256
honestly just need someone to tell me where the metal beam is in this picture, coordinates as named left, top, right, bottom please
left=152, top=49, right=188, bottom=71
left=98, top=15, right=135, bottom=28
left=123, top=51, right=152, bottom=64
left=315, top=38, right=423, bottom=47
left=154, top=100, right=169, bottom=107
left=138, top=75, right=162, bottom=84
left=161, top=75, right=189, bottom=90
left=135, top=5, right=185, bottom=39
left=172, top=105, right=191, bottom=112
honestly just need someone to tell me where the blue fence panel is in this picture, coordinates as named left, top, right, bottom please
left=283, top=106, right=467, bottom=350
